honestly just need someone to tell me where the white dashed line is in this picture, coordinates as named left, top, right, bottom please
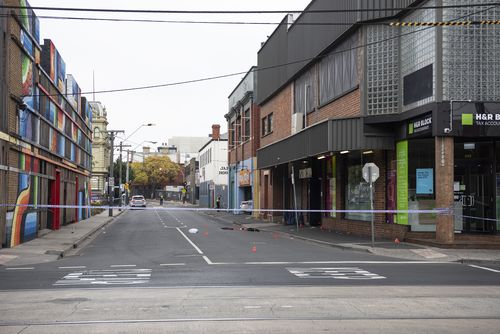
left=110, top=265, right=137, bottom=268
left=160, top=263, right=186, bottom=266
left=244, top=306, right=262, bottom=309
left=6, top=267, right=34, bottom=270
left=59, top=266, right=86, bottom=269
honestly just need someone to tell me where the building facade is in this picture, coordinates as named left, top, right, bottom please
left=226, top=67, right=260, bottom=215
left=1, top=0, right=92, bottom=248
left=256, top=0, right=500, bottom=242
left=89, top=101, right=109, bottom=197
left=198, top=125, right=228, bottom=208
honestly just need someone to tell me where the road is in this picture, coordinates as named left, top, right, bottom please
left=1, top=202, right=500, bottom=333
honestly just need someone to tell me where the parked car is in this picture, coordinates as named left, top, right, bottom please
left=240, top=200, right=253, bottom=214
left=130, top=195, right=146, bottom=208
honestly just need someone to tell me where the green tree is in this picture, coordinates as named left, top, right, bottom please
left=131, top=156, right=180, bottom=198
left=113, top=158, right=135, bottom=184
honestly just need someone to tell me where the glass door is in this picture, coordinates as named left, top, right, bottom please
left=454, top=142, right=496, bottom=233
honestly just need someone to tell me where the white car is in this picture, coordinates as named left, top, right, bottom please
left=130, top=195, right=146, bottom=208
left=240, top=200, right=253, bottom=214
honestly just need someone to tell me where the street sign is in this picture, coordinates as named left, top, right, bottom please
left=109, top=177, right=114, bottom=187
left=362, top=163, right=379, bottom=183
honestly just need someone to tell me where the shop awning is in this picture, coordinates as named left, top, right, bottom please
left=257, top=117, right=394, bottom=169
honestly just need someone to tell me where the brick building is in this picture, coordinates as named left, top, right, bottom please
left=225, top=67, right=260, bottom=215
left=0, top=0, right=93, bottom=248
left=256, top=0, right=500, bottom=242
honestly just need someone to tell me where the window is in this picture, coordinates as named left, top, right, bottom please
left=94, top=128, right=100, bottom=139
left=345, top=152, right=373, bottom=222
left=244, top=109, right=250, bottom=140
left=229, top=121, right=235, bottom=148
left=236, top=116, right=242, bottom=145
left=267, top=113, right=273, bottom=133
left=262, top=113, right=273, bottom=137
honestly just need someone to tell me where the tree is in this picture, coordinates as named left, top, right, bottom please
left=130, top=156, right=180, bottom=198
left=113, top=158, right=135, bottom=184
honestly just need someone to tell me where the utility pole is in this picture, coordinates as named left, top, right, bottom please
left=106, top=130, right=124, bottom=217
left=118, top=142, right=131, bottom=211
left=125, top=150, right=130, bottom=205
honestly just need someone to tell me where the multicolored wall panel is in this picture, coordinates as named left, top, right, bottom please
left=4, top=153, right=40, bottom=248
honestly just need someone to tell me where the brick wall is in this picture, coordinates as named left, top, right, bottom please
left=260, top=84, right=292, bottom=148
left=321, top=217, right=409, bottom=240
left=307, top=89, right=361, bottom=125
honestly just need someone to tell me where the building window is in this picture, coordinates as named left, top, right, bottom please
left=94, top=127, right=100, bottom=139
left=262, top=113, right=273, bottom=137
left=229, top=121, right=235, bottom=148
left=236, top=115, right=242, bottom=145
left=244, top=108, right=250, bottom=140
left=345, top=152, right=373, bottom=222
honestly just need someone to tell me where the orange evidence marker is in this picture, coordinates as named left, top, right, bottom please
left=251, top=245, right=257, bottom=253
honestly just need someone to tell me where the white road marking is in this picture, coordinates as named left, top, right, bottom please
left=110, top=265, right=137, bottom=268
left=244, top=261, right=450, bottom=265
left=59, top=266, right=86, bottom=269
left=54, top=269, right=152, bottom=286
left=202, top=256, right=213, bottom=265
left=6, top=267, right=34, bottom=270
left=281, top=306, right=294, bottom=308
left=469, top=264, right=500, bottom=273
left=244, top=306, right=262, bottom=309
left=160, top=263, right=186, bottom=266
left=176, top=227, right=203, bottom=255
left=287, top=267, right=386, bottom=280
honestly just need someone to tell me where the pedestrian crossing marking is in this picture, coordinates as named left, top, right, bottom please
left=286, top=267, right=385, bottom=280
left=54, top=269, right=152, bottom=286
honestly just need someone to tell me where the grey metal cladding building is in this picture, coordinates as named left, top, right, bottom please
left=257, top=0, right=418, bottom=106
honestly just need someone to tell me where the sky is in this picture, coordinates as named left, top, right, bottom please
left=28, top=0, right=312, bottom=151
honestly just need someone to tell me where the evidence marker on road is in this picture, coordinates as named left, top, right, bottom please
left=286, top=267, right=386, bottom=280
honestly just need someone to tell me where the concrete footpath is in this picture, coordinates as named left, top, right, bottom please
left=0, top=209, right=124, bottom=267
left=205, top=211, right=500, bottom=264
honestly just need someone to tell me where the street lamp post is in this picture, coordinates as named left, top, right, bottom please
left=106, top=130, right=124, bottom=217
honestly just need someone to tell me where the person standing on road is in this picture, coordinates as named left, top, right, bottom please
left=216, top=195, right=221, bottom=212
left=160, top=195, right=164, bottom=206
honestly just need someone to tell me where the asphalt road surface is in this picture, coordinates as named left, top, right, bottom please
left=1, top=203, right=500, bottom=333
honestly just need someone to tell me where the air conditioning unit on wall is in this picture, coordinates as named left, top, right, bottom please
left=291, top=112, right=304, bottom=134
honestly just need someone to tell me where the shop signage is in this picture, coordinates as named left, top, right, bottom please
left=396, top=141, right=409, bottom=225
left=299, top=167, right=312, bottom=179
left=462, top=113, right=500, bottom=126
left=219, top=166, right=229, bottom=175
left=239, top=169, right=251, bottom=187
left=416, top=168, right=434, bottom=195
left=408, top=115, right=432, bottom=135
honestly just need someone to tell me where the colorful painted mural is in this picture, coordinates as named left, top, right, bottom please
left=5, top=153, right=39, bottom=248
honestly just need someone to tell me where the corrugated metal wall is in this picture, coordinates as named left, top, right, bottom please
left=257, top=0, right=417, bottom=105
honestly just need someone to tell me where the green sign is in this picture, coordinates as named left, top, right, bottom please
left=462, top=114, right=473, bottom=126
left=396, top=141, right=409, bottom=225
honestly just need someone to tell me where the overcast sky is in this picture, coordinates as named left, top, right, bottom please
left=28, top=0, right=311, bottom=151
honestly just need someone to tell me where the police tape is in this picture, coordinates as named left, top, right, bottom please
left=0, top=203, right=452, bottom=214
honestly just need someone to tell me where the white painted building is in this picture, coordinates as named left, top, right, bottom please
left=198, top=125, right=228, bottom=208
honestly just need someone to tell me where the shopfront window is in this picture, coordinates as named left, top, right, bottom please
left=408, top=138, right=436, bottom=230
left=345, top=152, right=373, bottom=222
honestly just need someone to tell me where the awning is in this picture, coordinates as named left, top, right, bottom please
left=257, top=117, right=394, bottom=169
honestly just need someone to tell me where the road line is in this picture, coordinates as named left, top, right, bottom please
left=244, top=306, right=262, bottom=309
left=469, top=264, right=500, bottom=273
left=59, top=266, right=86, bottom=269
left=202, top=256, right=213, bottom=265
left=110, top=265, right=137, bottom=268
left=160, top=263, right=186, bottom=266
left=244, top=261, right=452, bottom=265
left=5, top=267, right=34, bottom=270
left=176, top=227, right=203, bottom=255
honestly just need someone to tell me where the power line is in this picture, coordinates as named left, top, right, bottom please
left=0, top=14, right=386, bottom=26
left=1, top=3, right=500, bottom=14
left=21, top=4, right=499, bottom=98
